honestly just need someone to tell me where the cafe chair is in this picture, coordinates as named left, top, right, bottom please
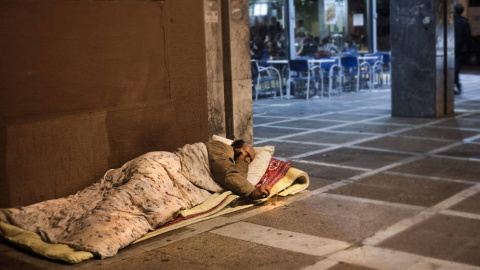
left=361, top=54, right=384, bottom=89
left=375, top=51, right=391, bottom=86
left=310, top=57, right=341, bottom=98
left=288, top=59, right=319, bottom=100
left=339, top=55, right=370, bottom=92
left=251, top=60, right=283, bottom=101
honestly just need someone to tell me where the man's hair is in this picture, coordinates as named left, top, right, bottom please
left=454, top=4, right=464, bottom=15
left=231, top=140, right=246, bottom=159
left=231, top=139, right=245, bottom=150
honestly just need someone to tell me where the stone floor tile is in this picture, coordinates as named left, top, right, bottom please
left=303, top=260, right=379, bottom=270
left=378, top=214, right=480, bottom=266
left=289, top=161, right=364, bottom=190
left=356, top=136, right=452, bottom=154
left=327, top=173, right=472, bottom=207
left=254, top=126, right=308, bottom=140
left=354, top=108, right=391, bottom=115
left=286, top=131, right=372, bottom=145
left=135, top=231, right=319, bottom=270
left=313, top=113, right=381, bottom=122
left=96, top=251, right=209, bottom=270
left=302, top=147, right=412, bottom=170
left=212, top=222, right=350, bottom=257
left=435, top=143, right=480, bottom=159
left=432, top=119, right=480, bottom=130
left=211, top=243, right=320, bottom=270
left=121, top=227, right=192, bottom=251
left=329, top=246, right=421, bottom=270
left=453, top=237, right=480, bottom=267
left=254, top=116, right=292, bottom=125
left=255, top=141, right=328, bottom=159
left=460, top=113, right=480, bottom=122
left=326, top=262, right=379, bottom=270
left=389, top=156, right=480, bottom=182
left=329, top=123, right=407, bottom=134
left=395, top=127, right=480, bottom=141
left=367, top=117, right=438, bottom=125
left=449, top=193, right=480, bottom=215
left=243, top=195, right=417, bottom=244
left=0, top=252, right=45, bottom=270
left=269, top=119, right=346, bottom=129
left=253, top=104, right=339, bottom=117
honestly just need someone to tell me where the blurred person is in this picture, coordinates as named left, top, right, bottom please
left=454, top=3, right=471, bottom=95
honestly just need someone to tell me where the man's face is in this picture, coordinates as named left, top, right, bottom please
left=234, top=143, right=256, bottom=164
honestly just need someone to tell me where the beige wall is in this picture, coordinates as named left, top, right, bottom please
left=0, top=0, right=211, bottom=207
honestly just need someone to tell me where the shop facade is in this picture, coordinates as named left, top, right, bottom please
left=249, top=0, right=390, bottom=60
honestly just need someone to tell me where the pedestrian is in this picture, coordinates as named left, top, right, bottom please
left=454, top=3, right=471, bottom=95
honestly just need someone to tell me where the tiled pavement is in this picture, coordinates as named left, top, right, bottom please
left=2, top=72, right=480, bottom=269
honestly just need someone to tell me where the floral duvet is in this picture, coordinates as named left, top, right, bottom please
left=0, top=143, right=224, bottom=258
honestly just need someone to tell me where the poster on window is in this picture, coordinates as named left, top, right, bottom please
left=353, top=13, right=364, bottom=26
left=325, top=0, right=337, bottom=24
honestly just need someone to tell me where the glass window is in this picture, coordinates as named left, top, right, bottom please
left=293, top=0, right=371, bottom=57
left=249, top=0, right=288, bottom=60
left=376, top=0, right=390, bottom=51
left=248, top=0, right=378, bottom=60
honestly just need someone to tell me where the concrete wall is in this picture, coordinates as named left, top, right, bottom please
left=0, top=0, right=211, bottom=207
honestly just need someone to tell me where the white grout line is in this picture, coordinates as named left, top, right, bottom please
left=347, top=145, right=421, bottom=156
left=431, top=184, right=480, bottom=210
left=254, top=110, right=388, bottom=128
left=328, top=246, right=480, bottom=270
left=362, top=184, right=480, bottom=246
left=431, top=154, right=480, bottom=162
left=383, top=171, right=480, bottom=185
left=319, top=193, right=426, bottom=211
left=264, top=139, right=336, bottom=147
left=287, top=117, right=453, bottom=159
left=290, top=159, right=371, bottom=172
left=211, top=221, right=351, bottom=257
left=301, top=259, right=340, bottom=270
left=439, top=209, right=480, bottom=221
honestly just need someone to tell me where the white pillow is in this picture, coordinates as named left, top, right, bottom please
left=211, top=135, right=274, bottom=185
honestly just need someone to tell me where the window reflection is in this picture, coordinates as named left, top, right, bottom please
left=248, top=0, right=386, bottom=60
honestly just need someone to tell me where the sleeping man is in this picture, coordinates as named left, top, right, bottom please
left=207, top=139, right=271, bottom=200
left=0, top=139, right=271, bottom=258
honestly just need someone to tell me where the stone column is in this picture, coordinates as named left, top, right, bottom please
left=391, top=0, right=454, bottom=117
left=204, top=0, right=226, bottom=138
left=221, top=0, right=253, bottom=143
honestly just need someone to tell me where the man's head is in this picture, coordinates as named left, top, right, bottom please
left=454, top=4, right=464, bottom=15
left=231, top=140, right=255, bottom=164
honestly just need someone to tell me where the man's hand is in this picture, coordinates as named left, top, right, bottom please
left=250, top=185, right=271, bottom=200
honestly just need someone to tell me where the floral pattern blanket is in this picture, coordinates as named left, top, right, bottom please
left=0, top=143, right=223, bottom=259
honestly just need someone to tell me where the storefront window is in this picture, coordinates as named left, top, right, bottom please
left=249, top=0, right=378, bottom=60
left=249, top=0, right=288, bottom=60
left=294, top=0, right=370, bottom=57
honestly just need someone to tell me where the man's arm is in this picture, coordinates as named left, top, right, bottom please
left=207, top=142, right=256, bottom=197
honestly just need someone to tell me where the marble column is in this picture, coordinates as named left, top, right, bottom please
left=221, top=0, right=253, bottom=143
left=391, top=0, right=454, bottom=117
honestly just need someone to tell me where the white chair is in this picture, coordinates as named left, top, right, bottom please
left=310, top=58, right=342, bottom=98
left=360, top=54, right=383, bottom=89
left=251, top=60, right=283, bottom=101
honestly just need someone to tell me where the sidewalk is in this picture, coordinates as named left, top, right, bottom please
left=1, top=72, right=480, bottom=270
